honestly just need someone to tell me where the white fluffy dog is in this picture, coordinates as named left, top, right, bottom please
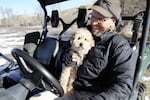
left=59, top=28, right=95, bottom=94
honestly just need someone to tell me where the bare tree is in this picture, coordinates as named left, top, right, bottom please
left=0, top=7, right=6, bottom=18
left=0, top=7, right=6, bottom=26
left=34, top=5, right=43, bottom=25
left=0, top=7, right=15, bottom=27
left=5, top=8, right=14, bottom=18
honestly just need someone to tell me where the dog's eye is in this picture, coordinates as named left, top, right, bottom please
left=85, top=38, right=87, bottom=41
left=78, top=37, right=80, bottom=40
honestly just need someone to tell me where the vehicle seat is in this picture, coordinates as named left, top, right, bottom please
left=119, top=11, right=145, bottom=100
left=23, top=32, right=40, bottom=57
left=33, top=37, right=70, bottom=79
left=33, top=37, right=59, bottom=77
left=119, top=23, right=140, bottom=100
left=23, top=31, right=66, bottom=79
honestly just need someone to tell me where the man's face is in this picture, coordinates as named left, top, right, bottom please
left=90, top=10, right=115, bottom=36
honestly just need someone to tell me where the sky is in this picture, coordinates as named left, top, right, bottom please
left=0, top=0, right=94, bottom=17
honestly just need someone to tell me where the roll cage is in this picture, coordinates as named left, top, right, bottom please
left=37, top=0, right=150, bottom=80
left=36, top=0, right=150, bottom=99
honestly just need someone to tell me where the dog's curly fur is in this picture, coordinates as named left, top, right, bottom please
left=59, top=28, right=95, bottom=94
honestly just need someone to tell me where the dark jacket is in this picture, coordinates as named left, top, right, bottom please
left=73, top=31, right=136, bottom=100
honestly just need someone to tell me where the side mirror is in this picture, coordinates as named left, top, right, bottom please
left=77, top=8, right=87, bottom=28
left=51, top=10, right=59, bottom=27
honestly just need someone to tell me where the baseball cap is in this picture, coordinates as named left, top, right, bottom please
left=92, top=0, right=122, bottom=20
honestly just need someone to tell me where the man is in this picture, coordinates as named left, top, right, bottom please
left=30, top=0, right=136, bottom=99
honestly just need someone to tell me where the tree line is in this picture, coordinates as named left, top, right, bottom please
left=0, top=7, right=43, bottom=27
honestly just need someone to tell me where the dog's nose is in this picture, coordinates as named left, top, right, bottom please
left=80, top=43, right=83, bottom=47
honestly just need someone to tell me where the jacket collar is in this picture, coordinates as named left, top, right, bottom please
left=94, top=30, right=114, bottom=43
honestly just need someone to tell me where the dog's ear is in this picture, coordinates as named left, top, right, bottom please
left=91, top=39, right=95, bottom=47
left=87, top=33, right=95, bottom=47
left=89, top=35, right=95, bottom=47
left=70, top=33, right=75, bottom=45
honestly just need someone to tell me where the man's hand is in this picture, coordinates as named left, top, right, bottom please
left=62, top=52, right=80, bottom=67
left=72, top=52, right=81, bottom=66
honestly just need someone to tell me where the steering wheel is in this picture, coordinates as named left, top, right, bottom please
left=11, top=48, right=64, bottom=96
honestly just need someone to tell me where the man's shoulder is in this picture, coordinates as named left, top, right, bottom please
left=111, top=33, right=129, bottom=44
left=110, top=33, right=132, bottom=50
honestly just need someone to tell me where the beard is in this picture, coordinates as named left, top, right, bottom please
left=95, top=31, right=104, bottom=37
left=92, top=27, right=105, bottom=37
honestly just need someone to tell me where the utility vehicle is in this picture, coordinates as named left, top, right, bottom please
left=0, top=0, right=149, bottom=100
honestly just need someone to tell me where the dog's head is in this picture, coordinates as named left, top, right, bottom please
left=70, top=28, right=95, bottom=56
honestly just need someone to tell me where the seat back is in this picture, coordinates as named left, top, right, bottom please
left=34, top=37, right=59, bottom=72
left=23, top=32, right=40, bottom=57
left=33, top=37, right=70, bottom=79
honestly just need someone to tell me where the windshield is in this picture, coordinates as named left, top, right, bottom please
left=0, top=0, right=148, bottom=55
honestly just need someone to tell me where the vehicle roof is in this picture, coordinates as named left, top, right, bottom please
left=37, top=0, right=146, bottom=16
left=37, top=0, right=68, bottom=7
